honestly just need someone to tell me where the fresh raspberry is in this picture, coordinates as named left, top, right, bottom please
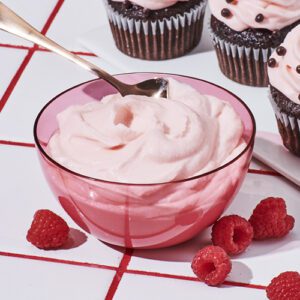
left=266, top=271, right=300, bottom=300
left=211, top=215, right=253, bottom=255
left=249, top=197, right=295, bottom=240
left=191, top=245, right=232, bottom=286
left=27, top=209, right=70, bottom=250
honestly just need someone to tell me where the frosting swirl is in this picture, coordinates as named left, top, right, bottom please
left=48, top=78, right=245, bottom=184
left=209, top=0, right=300, bottom=32
left=268, top=25, right=300, bottom=104
left=111, top=0, right=188, bottom=10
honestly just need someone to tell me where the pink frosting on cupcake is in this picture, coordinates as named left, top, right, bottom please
left=268, top=25, right=300, bottom=104
left=111, top=0, right=188, bottom=10
left=209, top=0, right=300, bottom=32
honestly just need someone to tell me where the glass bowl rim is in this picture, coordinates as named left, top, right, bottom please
left=33, top=72, right=256, bottom=187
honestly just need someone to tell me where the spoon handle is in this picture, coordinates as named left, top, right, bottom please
left=0, top=2, right=127, bottom=91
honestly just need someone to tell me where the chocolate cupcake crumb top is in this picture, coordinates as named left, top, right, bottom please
left=210, top=15, right=300, bottom=49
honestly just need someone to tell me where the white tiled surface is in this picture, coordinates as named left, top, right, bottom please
left=0, top=48, right=26, bottom=100
left=0, top=1, right=299, bottom=299
left=0, top=255, right=115, bottom=300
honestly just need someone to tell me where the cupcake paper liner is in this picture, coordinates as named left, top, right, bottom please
left=269, top=94, right=300, bottom=156
left=105, top=1, right=207, bottom=60
left=211, top=33, right=275, bottom=87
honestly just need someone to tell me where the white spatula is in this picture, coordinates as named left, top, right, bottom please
left=253, top=131, right=300, bottom=187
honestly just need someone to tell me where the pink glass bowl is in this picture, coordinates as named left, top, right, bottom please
left=34, top=73, right=256, bottom=249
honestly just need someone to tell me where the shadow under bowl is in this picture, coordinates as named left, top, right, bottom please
left=34, top=72, right=256, bottom=249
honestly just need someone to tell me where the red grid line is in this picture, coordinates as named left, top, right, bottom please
left=0, top=250, right=266, bottom=291
left=0, top=42, right=96, bottom=57
left=223, top=280, right=266, bottom=290
left=126, top=269, right=266, bottom=290
left=0, top=0, right=64, bottom=113
left=0, top=43, right=31, bottom=51
left=0, top=48, right=35, bottom=112
left=105, top=248, right=133, bottom=300
left=0, top=251, right=117, bottom=271
left=0, top=140, right=35, bottom=148
left=39, top=0, right=65, bottom=36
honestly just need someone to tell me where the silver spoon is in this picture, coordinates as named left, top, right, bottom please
left=0, top=2, right=168, bottom=98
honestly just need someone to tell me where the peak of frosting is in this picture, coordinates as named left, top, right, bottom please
left=111, top=0, right=188, bottom=10
left=47, top=78, right=245, bottom=184
left=209, top=0, right=300, bottom=32
left=268, top=25, right=300, bottom=104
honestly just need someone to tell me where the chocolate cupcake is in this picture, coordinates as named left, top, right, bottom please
left=104, top=0, right=207, bottom=60
left=268, top=25, right=300, bottom=156
left=208, top=0, right=300, bottom=87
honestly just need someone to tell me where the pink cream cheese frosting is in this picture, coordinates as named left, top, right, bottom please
left=268, top=25, right=300, bottom=104
left=111, top=0, right=188, bottom=10
left=209, top=0, right=300, bottom=32
left=48, top=78, right=245, bottom=184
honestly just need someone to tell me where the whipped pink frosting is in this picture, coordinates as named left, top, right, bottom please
left=111, top=0, right=188, bottom=10
left=48, top=78, right=245, bottom=184
left=209, top=0, right=300, bottom=32
left=268, top=25, right=300, bottom=104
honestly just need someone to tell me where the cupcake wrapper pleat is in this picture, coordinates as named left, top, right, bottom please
left=269, top=95, right=300, bottom=156
left=105, top=1, right=207, bottom=60
left=211, top=33, right=275, bottom=87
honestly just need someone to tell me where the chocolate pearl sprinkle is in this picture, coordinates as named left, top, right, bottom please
left=296, top=65, right=300, bottom=74
left=221, top=8, right=232, bottom=18
left=276, top=46, right=287, bottom=56
left=268, top=58, right=277, bottom=68
left=255, top=14, right=264, bottom=23
left=226, top=0, right=234, bottom=3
